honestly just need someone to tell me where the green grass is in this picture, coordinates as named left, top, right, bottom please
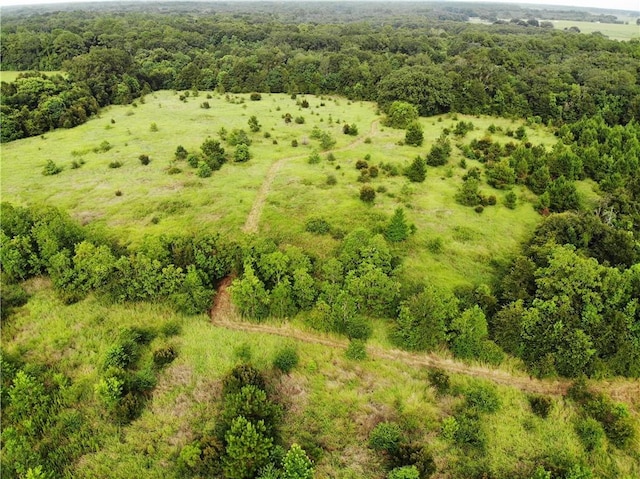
left=1, top=92, right=567, bottom=288
left=4, top=283, right=638, bottom=478
left=550, top=20, right=640, bottom=41
left=0, top=70, right=66, bottom=82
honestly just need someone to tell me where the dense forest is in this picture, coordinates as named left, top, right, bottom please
left=1, top=2, right=640, bottom=479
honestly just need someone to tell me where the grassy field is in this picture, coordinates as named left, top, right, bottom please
left=4, top=281, right=638, bottom=478
left=550, top=20, right=640, bottom=40
left=1, top=91, right=570, bottom=290
left=0, top=70, right=65, bottom=82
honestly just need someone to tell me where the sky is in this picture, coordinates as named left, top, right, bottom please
left=1, top=0, right=639, bottom=13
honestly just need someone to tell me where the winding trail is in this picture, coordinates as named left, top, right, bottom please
left=210, top=279, right=640, bottom=407
left=242, top=120, right=380, bottom=234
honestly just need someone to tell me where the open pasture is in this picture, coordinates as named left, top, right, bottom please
left=1, top=91, right=562, bottom=288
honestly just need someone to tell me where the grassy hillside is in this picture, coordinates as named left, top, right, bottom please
left=1, top=91, right=566, bottom=289
left=3, top=280, right=638, bottom=479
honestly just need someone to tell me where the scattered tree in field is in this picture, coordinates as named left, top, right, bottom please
left=404, top=122, right=424, bottom=146
left=405, top=156, right=426, bottom=183
left=234, top=144, right=251, bottom=163
left=384, top=101, right=419, bottom=129
left=343, top=123, right=358, bottom=136
left=228, top=129, right=252, bottom=146
left=385, top=208, right=410, bottom=242
left=426, top=135, right=451, bottom=166
left=486, top=160, right=515, bottom=189
left=456, top=178, right=482, bottom=206
left=197, top=162, right=212, bottom=178
left=248, top=115, right=261, bottom=132
left=201, top=138, right=226, bottom=170
left=223, top=417, right=273, bottom=479
left=282, top=444, right=314, bottom=479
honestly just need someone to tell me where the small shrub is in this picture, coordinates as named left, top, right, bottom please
left=300, top=99, right=309, bottom=108
left=326, top=174, right=337, bottom=185
left=529, top=395, right=553, bottom=418
left=187, top=153, right=200, bottom=168
left=108, top=160, right=123, bottom=169
left=294, top=116, right=305, bottom=124
left=326, top=152, right=336, bottom=162
left=70, top=160, right=82, bottom=169
left=575, top=417, right=605, bottom=451
left=175, top=145, right=188, bottom=160
left=486, top=195, right=497, bottom=206
left=474, top=205, right=484, bottom=214
left=428, top=369, right=450, bottom=395
left=200, top=101, right=210, bottom=109
left=153, top=345, right=177, bottom=368
left=273, top=346, right=299, bottom=374
left=167, top=166, right=182, bottom=175
left=505, top=191, right=517, bottom=209
left=355, top=159, right=369, bottom=170
left=150, top=122, right=158, bottom=132
left=364, top=137, right=372, bottom=144
left=222, top=363, right=266, bottom=396
left=465, top=383, right=501, bottom=414
left=388, top=466, right=420, bottom=479
left=377, top=185, right=387, bottom=193
left=139, top=154, right=151, bottom=165
left=369, top=421, right=402, bottom=454
left=360, top=185, right=376, bottom=203
left=345, top=339, right=367, bottom=360
left=305, top=217, right=331, bottom=235
left=250, top=92, right=262, bottom=101
left=115, top=190, right=122, bottom=196
left=346, top=316, right=373, bottom=341
left=369, top=166, right=379, bottom=178
left=198, top=162, right=212, bottom=178
left=42, top=160, right=62, bottom=176
left=427, top=237, right=444, bottom=253
left=308, top=152, right=321, bottom=164
left=264, top=131, right=271, bottom=138
left=291, top=139, right=298, bottom=147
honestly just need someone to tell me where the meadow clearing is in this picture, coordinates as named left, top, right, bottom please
left=1, top=90, right=572, bottom=289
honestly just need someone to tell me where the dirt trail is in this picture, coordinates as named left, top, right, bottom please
left=210, top=280, right=640, bottom=405
left=241, top=120, right=380, bottom=234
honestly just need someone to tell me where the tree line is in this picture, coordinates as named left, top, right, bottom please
left=2, top=7, right=639, bottom=141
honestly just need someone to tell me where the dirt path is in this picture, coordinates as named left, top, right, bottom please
left=241, top=120, right=380, bottom=234
left=210, top=280, right=640, bottom=405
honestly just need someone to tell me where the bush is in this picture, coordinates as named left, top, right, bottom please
left=187, top=153, right=200, bottom=168
left=273, top=346, right=299, bottom=374
left=150, top=122, right=158, bottom=132
left=139, top=154, right=151, bottom=165
left=405, top=156, right=426, bottom=183
left=167, top=166, right=182, bottom=175
left=305, top=217, right=331, bottom=235
left=360, top=185, right=376, bottom=203
left=175, top=145, right=188, bottom=160
left=356, top=159, right=369, bottom=170
left=428, top=369, right=450, bottom=395
left=326, top=174, right=337, bottom=186
left=346, top=316, right=372, bottom=340
left=529, top=395, right=553, bottom=418
left=294, top=116, right=305, bottom=124
left=404, top=122, right=424, bottom=147
left=222, top=363, right=266, bottom=396
left=115, top=190, right=122, bottom=196
left=108, top=160, right=123, bottom=169
left=486, top=195, right=497, bottom=206
left=369, top=166, right=379, bottom=178
left=308, top=152, right=321, bottom=164
left=198, top=162, right=212, bottom=178
left=291, top=139, right=298, bottom=147
left=345, top=339, right=367, bottom=360
left=465, top=383, right=501, bottom=414
left=505, top=191, right=517, bottom=209
left=575, top=417, right=605, bottom=451
left=388, top=466, right=419, bottom=479
left=250, top=92, right=262, bottom=101
left=200, top=101, right=210, bottom=109
left=300, top=99, right=309, bottom=108
left=42, top=160, right=62, bottom=176
left=369, top=422, right=402, bottom=454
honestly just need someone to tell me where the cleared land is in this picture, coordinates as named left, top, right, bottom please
left=551, top=20, right=640, bottom=40
left=1, top=91, right=565, bottom=289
